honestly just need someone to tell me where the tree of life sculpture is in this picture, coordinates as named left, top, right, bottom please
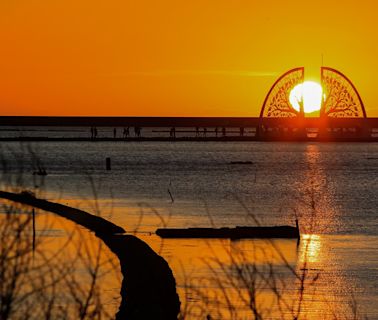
left=320, top=67, right=366, bottom=118
left=260, top=67, right=305, bottom=118
left=260, top=66, right=366, bottom=120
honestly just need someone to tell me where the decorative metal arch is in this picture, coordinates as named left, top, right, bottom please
left=260, top=67, right=304, bottom=118
left=321, top=67, right=366, bottom=118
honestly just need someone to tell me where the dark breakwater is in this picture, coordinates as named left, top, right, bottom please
left=0, top=190, right=180, bottom=320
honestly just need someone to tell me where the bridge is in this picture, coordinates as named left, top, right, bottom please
left=1, top=67, right=378, bottom=141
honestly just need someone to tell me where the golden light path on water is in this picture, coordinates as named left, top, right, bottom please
left=293, top=144, right=357, bottom=318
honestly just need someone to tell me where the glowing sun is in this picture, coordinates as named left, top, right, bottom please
left=289, top=81, right=323, bottom=113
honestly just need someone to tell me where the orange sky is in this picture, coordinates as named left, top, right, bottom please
left=1, top=0, right=378, bottom=116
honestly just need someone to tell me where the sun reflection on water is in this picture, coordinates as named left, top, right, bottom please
left=299, top=234, right=322, bottom=264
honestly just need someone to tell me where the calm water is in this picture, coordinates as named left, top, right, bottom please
left=1, top=140, right=377, bottom=319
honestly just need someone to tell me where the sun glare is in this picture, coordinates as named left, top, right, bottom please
left=289, top=81, right=323, bottom=114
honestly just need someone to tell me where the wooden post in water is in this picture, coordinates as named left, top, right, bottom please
left=106, top=157, right=111, bottom=170
left=32, top=208, right=36, bottom=253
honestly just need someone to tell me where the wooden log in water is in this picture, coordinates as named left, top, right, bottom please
left=156, top=225, right=300, bottom=239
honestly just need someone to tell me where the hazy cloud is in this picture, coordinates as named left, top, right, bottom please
left=108, top=70, right=277, bottom=77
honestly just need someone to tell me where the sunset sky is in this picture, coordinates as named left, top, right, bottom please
left=1, top=0, right=377, bottom=116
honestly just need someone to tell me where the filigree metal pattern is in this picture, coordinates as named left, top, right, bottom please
left=260, top=67, right=304, bottom=118
left=321, top=67, right=366, bottom=118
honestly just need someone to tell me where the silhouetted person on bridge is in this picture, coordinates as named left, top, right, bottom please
left=215, top=127, right=218, bottom=137
left=134, top=126, right=142, bottom=137
left=222, top=127, right=226, bottom=137
left=240, top=127, right=244, bottom=137
left=170, top=127, right=176, bottom=138
left=203, top=127, right=207, bottom=137
left=113, top=128, right=117, bottom=139
left=195, top=127, right=199, bottom=137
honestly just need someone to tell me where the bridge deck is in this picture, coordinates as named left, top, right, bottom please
left=1, top=116, right=378, bottom=128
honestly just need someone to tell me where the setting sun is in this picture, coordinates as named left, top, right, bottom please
left=289, top=81, right=323, bottom=114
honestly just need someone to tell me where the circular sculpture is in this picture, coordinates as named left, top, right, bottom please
left=260, top=67, right=366, bottom=119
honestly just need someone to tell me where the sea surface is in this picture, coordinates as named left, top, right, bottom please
left=0, top=137, right=377, bottom=319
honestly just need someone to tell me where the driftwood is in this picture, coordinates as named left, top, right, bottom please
left=156, top=225, right=300, bottom=239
